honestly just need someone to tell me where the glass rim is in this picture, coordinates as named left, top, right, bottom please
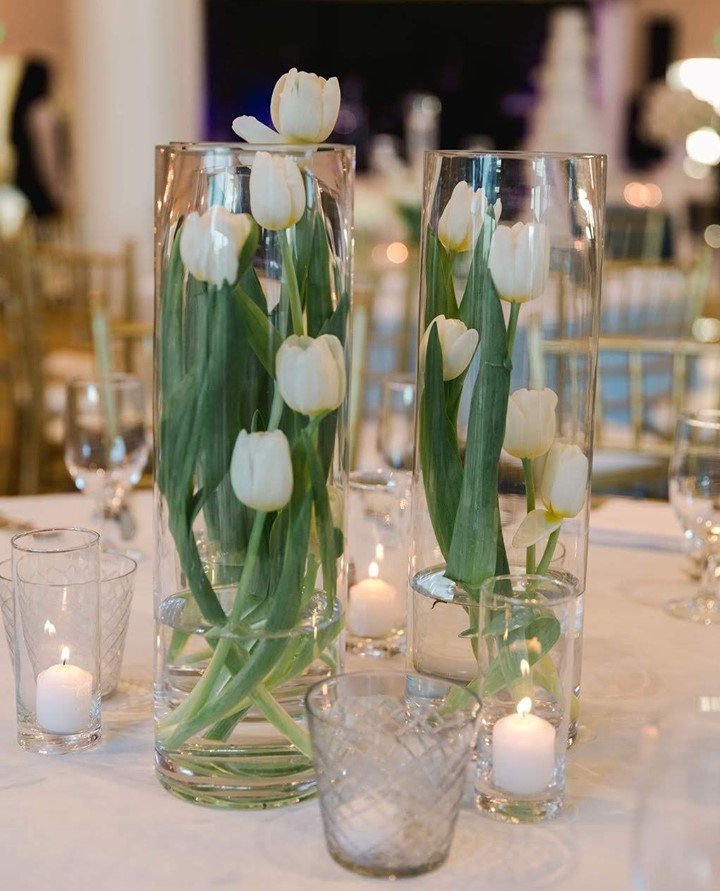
left=304, top=669, right=481, bottom=725
left=100, top=550, right=138, bottom=581
left=157, top=141, right=355, bottom=155
left=479, top=572, right=578, bottom=607
left=424, top=149, right=607, bottom=163
left=348, top=468, right=398, bottom=490
left=678, top=408, right=720, bottom=428
left=11, top=527, right=100, bottom=555
left=66, top=371, right=144, bottom=393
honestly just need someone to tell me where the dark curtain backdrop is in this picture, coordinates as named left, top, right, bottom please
left=206, top=0, right=587, bottom=166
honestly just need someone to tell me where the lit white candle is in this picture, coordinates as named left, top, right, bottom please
left=36, top=646, right=94, bottom=734
left=493, top=696, right=556, bottom=794
left=348, top=561, right=404, bottom=638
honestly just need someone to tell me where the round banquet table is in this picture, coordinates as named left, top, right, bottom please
left=0, top=491, right=714, bottom=890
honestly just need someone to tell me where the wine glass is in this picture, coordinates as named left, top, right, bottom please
left=377, top=374, right=416, bottom=471
left=64, top=373, right=149, bottom=548
left=668, top=409, right=720, bottom=623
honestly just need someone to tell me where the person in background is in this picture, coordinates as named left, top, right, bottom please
left=10, top=58, right=68, bottom=218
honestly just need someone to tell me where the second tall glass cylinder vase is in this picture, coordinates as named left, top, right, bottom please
left=410, top=151, right=605, bottom=740
left=154, top=142, right=354, bottom=807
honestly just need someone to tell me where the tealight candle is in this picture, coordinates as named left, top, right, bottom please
left=493, top=696, right=556, bottom=795
left=36, top=646, right=94, bottom=734
left=348, top=561, right=403, bottom=639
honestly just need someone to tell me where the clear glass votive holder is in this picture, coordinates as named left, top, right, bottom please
left=474, top=574, right=576, bottom=823
left=306, top=671, right=479, bottom=879
left=346, top=469, right=411, bottom=658
left=377, top=374, right=416, bottom=471
left=11, top=528, right=102, bottom=754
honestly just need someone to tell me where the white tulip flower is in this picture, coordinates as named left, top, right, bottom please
left=512, top=442, right=589, bottom=548
left=503, top=388, right=558, bottom=460
left=179, top=207, right=254, bottom=286
left=230, top=429, right=293, bottom=512
left=232, top=68, right=341, bottom=144
left=276, top=334, right=346, bottom=415
left=420, top=315, right=479, bottom=382
left=249, top=152, right=306, bottom=231
left=488, top=221, right=551, bottom=303
left=437, top=182, right=488, bottom=252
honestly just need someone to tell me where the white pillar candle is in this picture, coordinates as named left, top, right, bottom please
left=36, top=647, right=94, bottom=734
left=493, top=697, right=556, bottom=795
left=348, top=562, right=403, bottom=638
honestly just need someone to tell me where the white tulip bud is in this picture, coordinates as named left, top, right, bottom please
left=420, top=315, right=479, bottom=382
left=179, top=207, right=254, bottom=286
left=249, top=152, right=306, bottom=231
left=276, top=333, right=346, bottom=416
left=512, top=441, right=589, bottom=548
left=437, top=182, right=488, bottom=252
left=232, top=68, right=341, bottom=144
left=488, top=221, right=551, bottom=303
left=540, top=442, right=588, bottom=519
left=230, top=429, right=293, bottom=512
left=503, top=388, right=558, bottom=460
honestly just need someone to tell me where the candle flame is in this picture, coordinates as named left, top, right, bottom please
left=60, top=646, right=70, bottom=665
left=517, top=696, right=532, bottom=717
left=374, top=543, right=384, bottom=561
left=520, top=658, right=530, bottom=677
left=44, top=620, right=56, bottom=637
left=368, top=561, right=379, bottom=579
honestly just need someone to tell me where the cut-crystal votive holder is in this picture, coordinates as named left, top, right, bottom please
left=474, top=574, right=576, bottom=823
left=346, top=469, right=410, bottom=658
left=11, top=528, right=102, bottom=754
left=306, top=671, right=479, bottom=879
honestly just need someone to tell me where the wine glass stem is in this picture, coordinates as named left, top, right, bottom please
left=699, top=552, right=719, bottom=607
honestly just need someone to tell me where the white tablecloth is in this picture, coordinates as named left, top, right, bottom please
left=0, top=492, right=715, bottom=890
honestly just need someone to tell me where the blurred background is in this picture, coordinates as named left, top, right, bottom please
left=0, top=0, right=719, bottom=500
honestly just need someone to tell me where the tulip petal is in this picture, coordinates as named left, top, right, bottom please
left=512, top=509, right=562, bottom=549
left=319, top=76, right=341, bottom=141
left=232, top=116, right=285, bottom=143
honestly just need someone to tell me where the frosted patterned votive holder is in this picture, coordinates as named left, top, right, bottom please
left=474, top=574, right=576, bottom=822
left=11, top=528, right=101, bottom=754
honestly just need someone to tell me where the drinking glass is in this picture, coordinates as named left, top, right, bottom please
left=668, top=409, right=720, bottom=623
left=11, top=528, right=101, bottom=753
left=64, top=373, right=149, bottom=545
left=377, top=374, right=416, bottom=471
left=306, top=671, right=479, bottom=879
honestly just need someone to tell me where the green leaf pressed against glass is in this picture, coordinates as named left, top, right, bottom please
left=157, top=197, right=348, bottom=753
left=419, top=325, right=463, bottom=558
left=445, top=228, right=510, bottom=591
left=423, top=230, right=458, bottom=328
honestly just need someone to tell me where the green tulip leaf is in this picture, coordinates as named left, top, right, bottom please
left=419, top=324, right=464, bottom=559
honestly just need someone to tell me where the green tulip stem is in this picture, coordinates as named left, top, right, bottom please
left=521, top=457, right=537, bottom=573
left=537, top=526, right=561, bottom=576
left=250, top=685, right=312, bottom=757
left=157, top=509, right=267, bottom=736
left=506, top=301, right=521, bottom=356
left=281, top=230, right=304, bottom=337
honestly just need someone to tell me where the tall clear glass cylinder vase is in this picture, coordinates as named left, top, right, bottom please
left=410, top=151, right=605, bottom=741
left=154, top=142, right=354, bottom=807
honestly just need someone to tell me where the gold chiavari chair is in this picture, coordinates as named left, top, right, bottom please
left=0, top=225, right=143, bottom=493
left=535, top=332, right=720, bottom=492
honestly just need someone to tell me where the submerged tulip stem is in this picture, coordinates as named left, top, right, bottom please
left=281, top=231, right=304, bottom=337
left=522, top=457, right=536, bottom=573
left=506, top=302, right=520, bottom=356
left=536, top=527, right=560, bottom=576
